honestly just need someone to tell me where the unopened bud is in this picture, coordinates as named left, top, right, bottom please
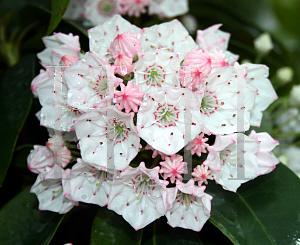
left=254, top=33, right=273, bottom=56
left=289, top=84, right=300, bottom=107
left=276, top=66, right=294, bottom=84
left=181, top=14, right=197, bottom=34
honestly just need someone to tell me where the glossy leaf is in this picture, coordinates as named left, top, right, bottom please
left=0, top=187, right=64, bottom=245
left=90, top=207, right=143, bottom=245
left=46, top=0, right=70, bottom=35
left=0, top=55, right=35, bottom=186
left=206, top=163, right=300, bottom=245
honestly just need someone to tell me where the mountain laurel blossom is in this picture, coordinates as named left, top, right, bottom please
left=29, top=15, right=279, bottom=232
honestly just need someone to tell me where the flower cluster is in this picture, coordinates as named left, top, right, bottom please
left=28, top=15, right=279, bottom=231
left=64, top=0, right=188, bottom=26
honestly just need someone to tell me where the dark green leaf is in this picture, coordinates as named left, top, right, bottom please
left=90, top=207, right=143, bottom=245
left=0, top=55, right=35, bottom=186
left=0, top=187, right=64, bottom=245
left=206, top=163, right=300, bottom=245
left=142, top=217, right=203, bottom=245
left=46, top=0, right=70, bottom=35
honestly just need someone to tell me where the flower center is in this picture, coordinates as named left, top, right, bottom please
left=145, top=67, right=164, bottom=86
left=154, top=104, right=178, bottom=126
left=97, top=0, right=115, bottom=16
left=200, top=92, right=220, bottom=113
left=177, top=191, right=195, bottom=207
left=115, top=124, right=124, bottom=135
left=89, top=76, right=109, bottom=99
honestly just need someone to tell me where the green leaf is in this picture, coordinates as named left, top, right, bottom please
left=0, top=187, right=64, bottom=245
left=90, top=207, right=143, bottom=245
left=0, top=55, right=35, bottom=186
left=46, top=0, right=70, bottom=35
left=206, top=163, right=300, bottom=245
left=142, top=217, right=203, bottom=245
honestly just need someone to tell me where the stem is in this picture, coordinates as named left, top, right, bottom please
left=152, top=221, right=156, bottom=245
left=150, top=155, right=160, bottom=169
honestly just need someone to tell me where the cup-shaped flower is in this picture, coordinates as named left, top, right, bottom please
left=74, top=106, right=140, bottom=170
left=197, top=65, right=257, bottom=135
left=64, top=52, right=122, bottom=111
left=204, top=133, right=260, bottom=192
left=141, top=19, right=197, bottom=61
left=63, top=159, right=116, bottom=206
left=84, top=0, right=120, bottom=26
left=249, top=130, right=280, bottom=175
left=166, top=179, right=212, bottom=231
left=133, top=49, right=180, bottom=94
left=238, top=63, right=278, bottom=127
left=30, top=165, right=79, bottom=214
left=137, top=87, right=202, bottom=155
left=108, top=162, right=169, bottom=230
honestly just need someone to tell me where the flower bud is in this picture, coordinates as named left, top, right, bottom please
left=289, top=84, right=300, bottom=107
left=181, top=14, right=197, bottom=34
left=276, top=66, right=294, bottom=85
left=254, top=33, right=273, bottom=56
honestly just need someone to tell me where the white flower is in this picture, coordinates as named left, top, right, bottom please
left=64, top=52, right=122, bottom=110
left=141, top=19, right=198, bottom=61
left=238, top=63, right=278, bottom=127
left=37, top=33, right=80, bottom=67
left=27, top=145, right=54, bottom=174
left=289, top=84, right=300, bottom=107
left=137, top=87, right=202, bottom=155
left=249, top=130, right=279, bottom=175
left=63, top=159, right=115, bottom=206
left=148, top=0, right=188, bottom=18
left=84, top=0, right=120, bottom=26
left=254, top=32, right=273, bottom=56
left=180, top=14, right=198, bottom=35
left=198, top=65, right=256, bottom=135
left=74, top=106, right=140, bottom=170
left=108, top=162, right=169, bottom=230
left=204, top=133, right=260, bottom=192
left=30, top=165, right=79, bottom=214
left=88, top=15, right=141, bottom=58
left=166, top=179, right=212, bottom=232
left=133, top=49, right=180, bottom=93
left=196, top=24, right=239, bottom=65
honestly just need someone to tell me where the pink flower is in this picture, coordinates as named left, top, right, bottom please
left=113, top=54, right=133, bottom=75
left=186, top=133, right=209, bottom=157
left=145, top=144, right=167, bottom=160
left=159, top=155, right=187, bottom=183
left=114, top=81, right=145, bottom=113
left=60, top=54, right=80, bottom=66
left=109, top=32, right=141, bottom=58
left=180, top=49, right=211, bottom=91
left=119, top=0, right=149, bottom=17
left=192, top=165, right=214, bottom=186
left=27, top=145, right=54, bottom=174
